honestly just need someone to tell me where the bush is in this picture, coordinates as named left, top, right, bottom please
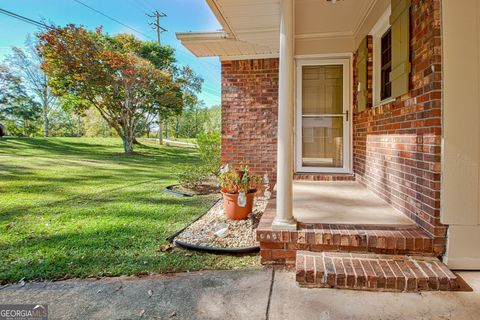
left=178, top=166, right=211, bottom=190
left=196, top=131, right=221, bottom=176
left=177, top=131, right=221, bottom=192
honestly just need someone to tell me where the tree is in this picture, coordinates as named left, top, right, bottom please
left=37, top=25, right=187, bottom=154
left=172, top=102, right=220, bottom=139
left=0, top=64, right=41, bottom=136
left=7, top=37, right=55, bottom=137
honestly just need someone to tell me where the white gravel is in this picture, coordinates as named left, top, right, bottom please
left=175, top=194, right=269, bottom=249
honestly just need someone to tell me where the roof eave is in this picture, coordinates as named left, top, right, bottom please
left=175, top=31, right=228, bottom=42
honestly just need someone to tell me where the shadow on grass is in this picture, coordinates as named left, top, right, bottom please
left=0, top=179, right=217, bottom=224
left=0, top=138, right=232, bottom=283
left=0, top=137, right=198, bottom=160
left=0, top=225, right=222, bottom=282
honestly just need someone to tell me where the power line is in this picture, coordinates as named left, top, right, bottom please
left=71, top=0, right=220, bottom=71
left=138, top=0, right=156, bottom=11
left=72, top=0, right=154, bottom=40
left=130, top=0, right=151, bottom=13
left=0, top=8, right=52, bottom=30
left=0, top=6, right=221, bottom=85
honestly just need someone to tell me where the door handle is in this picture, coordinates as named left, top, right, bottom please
left=344, top=110, right=349, bottom=121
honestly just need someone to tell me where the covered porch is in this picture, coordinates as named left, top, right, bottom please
left=257, top=180, right=434, bottom=266
left=177, top=0, right=445, bottom=262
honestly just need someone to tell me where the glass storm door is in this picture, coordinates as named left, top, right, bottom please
left=296, top=59, right=351, bottom=173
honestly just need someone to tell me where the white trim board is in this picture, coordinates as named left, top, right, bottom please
left=219, top=53, right=279, bottom=61
left=369, top=5, right=392, bottom=107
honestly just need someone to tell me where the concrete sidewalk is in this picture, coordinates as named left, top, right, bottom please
left=1, top=269, right=479, bottom=320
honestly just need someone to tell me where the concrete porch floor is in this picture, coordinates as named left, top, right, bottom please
left=293, top=181, right=414, bottom=226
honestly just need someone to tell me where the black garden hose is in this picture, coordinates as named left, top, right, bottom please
left=164, top=184, right=194, bottom=197
left=164, top=184, right=217, bottom=197
left=173, top=239, right=259, bottom=254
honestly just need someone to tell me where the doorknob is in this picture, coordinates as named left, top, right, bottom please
left=344, top=110, right=349, bottom=121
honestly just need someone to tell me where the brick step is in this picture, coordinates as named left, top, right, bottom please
left=258, top=224, right=437, bottom=266
left=293, top=173, right=355, bottom=181
left=296, top=251, right=459, bottom=292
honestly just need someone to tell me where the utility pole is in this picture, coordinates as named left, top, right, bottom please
left=147, top=10, right=167, bottom=144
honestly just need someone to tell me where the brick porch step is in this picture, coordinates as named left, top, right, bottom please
left=293, top=173, right=355, bottom=181
left=296, top=251, right=459, bottom=292
left=258, top=224, right=436, bottom=266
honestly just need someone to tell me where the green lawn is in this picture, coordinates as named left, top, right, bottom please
left=0, top=137, right=258, bottom=283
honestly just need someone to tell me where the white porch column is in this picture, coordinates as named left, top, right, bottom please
left=272, top=0, right=296, bottom=230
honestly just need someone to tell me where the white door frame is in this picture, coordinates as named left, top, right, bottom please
left=295, top=57, right=352, bottom=173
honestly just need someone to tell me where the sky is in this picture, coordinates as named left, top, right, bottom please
left=0, top=0, right=222, bottom=107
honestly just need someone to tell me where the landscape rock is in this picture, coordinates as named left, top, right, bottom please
left=175, top=194, right=269, bottom=248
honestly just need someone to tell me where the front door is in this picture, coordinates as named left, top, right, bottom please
left=296, top=59, right=351, bottom=173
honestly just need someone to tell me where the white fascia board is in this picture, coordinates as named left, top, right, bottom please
left=175, top=31, right=227, bottom=42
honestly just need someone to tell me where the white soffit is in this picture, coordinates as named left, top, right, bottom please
left=207, top=0, right=281, bottom=50
left=295, top=0, right=378, bottom=39
left=177, top=0, right=383, bottom=59
left=176, top=31, right=278, bottom=59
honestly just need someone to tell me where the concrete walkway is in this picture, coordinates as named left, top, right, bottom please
left=1, top=269, right=479, bottom=320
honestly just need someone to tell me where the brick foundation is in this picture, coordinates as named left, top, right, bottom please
left=221, top=58, right=279, bottom=185
left=353, top=0, right=446, bottom=252
left=257, top=198, right=437, bottom=266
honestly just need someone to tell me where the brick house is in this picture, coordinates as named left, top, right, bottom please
left=178, top=0, right=480, bottom=291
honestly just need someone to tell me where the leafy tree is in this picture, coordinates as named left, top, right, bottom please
left=0, top=65, right=41, bottom=136
left=0, top=65, right=21, bottom=109
left=202, top=105, right=221, bottom=133
left=48, top=107, right=79, bottom=137
left=172, top=103, right=220, bottom=139
left=81, top=107, right=114, bottom=138
left=6, top=36, right=55, bottom=137
left=37, top=25, right=188, bottom=154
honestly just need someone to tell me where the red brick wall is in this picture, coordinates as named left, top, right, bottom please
left=221, top=58, right=279, bottom=185
left=353, top=0, right=445, bottom=253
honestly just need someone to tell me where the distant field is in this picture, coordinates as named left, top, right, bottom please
left=0, top=137, right=258, bottom=283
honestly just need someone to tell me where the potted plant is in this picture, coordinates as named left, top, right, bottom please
left=218, top=164, right=262, bottom=220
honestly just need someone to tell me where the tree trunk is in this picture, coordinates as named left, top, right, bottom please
left=77, top=115, right=81, bottom=137
left=158, top=112, right=163, bottom=145
left=122, top=134, right=134, bottom=154
left=43, top=102, right=49, bottom=137
left=42, top=82, right=49, bottom=137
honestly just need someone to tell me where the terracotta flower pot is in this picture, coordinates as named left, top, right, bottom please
left=221, top=191, right=256, bottom=220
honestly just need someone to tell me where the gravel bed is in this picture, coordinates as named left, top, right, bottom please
left=175, top=194, right=270, bottom=249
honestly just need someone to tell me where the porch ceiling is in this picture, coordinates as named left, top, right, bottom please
left=177, top=0, right=388, bottom=59
left=295, top=0, right=377, bottom=38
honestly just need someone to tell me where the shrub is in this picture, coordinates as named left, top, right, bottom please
left=178, top=131, right=221, bottom=192
left=196, top=131, right=221, bottom=176
left=178, top=165, right=211, bottom=190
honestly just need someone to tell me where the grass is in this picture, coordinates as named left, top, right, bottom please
left=0, top=137, right=259, bottom=283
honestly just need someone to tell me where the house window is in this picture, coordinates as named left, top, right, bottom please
left=370, top=5, right=393, bottom=107
left=380, top=29, right=392, bottom=100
